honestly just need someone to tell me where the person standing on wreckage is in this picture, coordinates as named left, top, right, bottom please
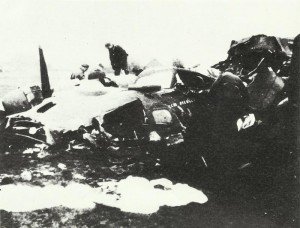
left=105, top=43, right=129, bottom=76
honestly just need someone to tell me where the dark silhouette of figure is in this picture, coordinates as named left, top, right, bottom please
left=105, top=43, right=129, bottom=76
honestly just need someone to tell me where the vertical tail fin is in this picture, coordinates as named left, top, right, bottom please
left=39, top=47, right=52, bottom=98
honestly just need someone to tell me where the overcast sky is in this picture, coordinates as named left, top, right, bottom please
left=0, top=0, right=299, bottom=72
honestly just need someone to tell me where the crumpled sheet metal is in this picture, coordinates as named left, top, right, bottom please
left=212, top=34, right=294, bottom=76
left=229, top=35, right=293, bottom=57
left=247, top=67, right=285, bottom=110
left=5, top=89, right=142, bottom=145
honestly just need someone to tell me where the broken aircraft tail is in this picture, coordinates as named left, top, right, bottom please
left=39, top=47, right=52, bottom=98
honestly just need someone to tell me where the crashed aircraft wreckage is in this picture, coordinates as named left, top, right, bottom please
left=0, top=34, right=299, bottom=152
left=0, top=48, right=215, bottom=149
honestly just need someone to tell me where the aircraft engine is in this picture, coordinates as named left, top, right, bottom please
left=2, top=86, right=43, bottom=115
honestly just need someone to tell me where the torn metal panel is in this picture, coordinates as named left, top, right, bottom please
left=248, top=67, right=285, bottom=110
left=213, top=34, right=294, bottom=77
left=102, top=99, right=145, bottom=139
left=4, top=90, right=141, bottom=145
left=229, top=35, right=293, bottom=57
left=176, top=68, right=215, bottom=89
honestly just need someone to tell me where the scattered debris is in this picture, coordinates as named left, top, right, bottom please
left=201, top=156, right=208, bottom=167
left=37, top=150, right=49, bottom=159
left=23, top=147, right=41, bottom=154
left=100, top=220, right=109, bottom=225
left=23, top=148, right=35, bottom=154
left=37, top=165, right=55, bottom=176
left=1, top=177, right=14, bottom=185
left=73, top=173, right=86, bottom=180
left=20, top=170, right=32, bottom=181
left=34, top=143, right=48, bottom=150
left=238, top=163, right=252, bottom=170
left=237, top=114, right=256, bottom=131
left=109, top=165, right=126, bottom=175
left=72, top=144, right=86, bottom=150
left=57, top=163, right=67, bottom=170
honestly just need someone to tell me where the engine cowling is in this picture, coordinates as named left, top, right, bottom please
left=2, top=86, right=43, bottom=115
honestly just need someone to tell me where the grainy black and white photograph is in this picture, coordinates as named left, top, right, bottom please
left=0, top=0, right=299, bottom=227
